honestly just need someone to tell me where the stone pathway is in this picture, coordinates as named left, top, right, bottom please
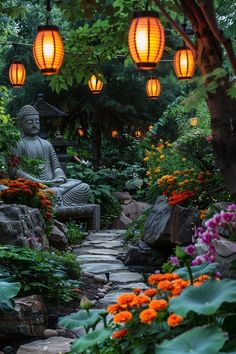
left=73, top=230, right=148, bottom=307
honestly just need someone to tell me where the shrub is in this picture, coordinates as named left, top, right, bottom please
left=0, top=246, right=81, bottom=303
left=125, top=209, right=151, bottom=244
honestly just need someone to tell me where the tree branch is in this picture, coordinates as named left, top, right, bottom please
left=197, top=0, right=236, bottom=75
left=155, top=0, right=196, bottom=56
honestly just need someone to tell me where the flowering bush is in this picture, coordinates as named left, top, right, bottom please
left=144, top=139, right=231, bottom=208
left=0, top=178, right=54, bottom=233
left=58, top=267, right=236, bottom=353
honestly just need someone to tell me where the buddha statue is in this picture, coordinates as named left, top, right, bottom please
left=9, top=105, right=91, bottom=207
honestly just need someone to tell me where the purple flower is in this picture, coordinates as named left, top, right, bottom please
left=227, top=204, right=236, bottom=211
left=184, top=245, right=195, bottom=255
left=191, top=256, right=205, bottom=266
left=170, top=256, right=180, bottom=267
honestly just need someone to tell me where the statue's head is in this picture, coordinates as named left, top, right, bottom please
left=17, top=105, right=40, bottom=137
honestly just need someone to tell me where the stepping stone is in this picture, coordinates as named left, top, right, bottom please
left=114, top=282, right=149, bottom=291
left=81, top=263, right=127, bottom=274
left=109, top=272, right=144, bottom=283
left=82, top=240, right=123, bottom=249
left=86, top=235, right=122, bottom=241
left=76, top=255, right=120, bottom=263
left=17, top=336, right=73, bottom=354
left=91, top=232, right=122, bottom=237
left=98, top=292, right=125, bottom=306
left=74, top=248, right=120, bottom=256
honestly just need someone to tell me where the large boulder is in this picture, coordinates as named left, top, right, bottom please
left=170, top=204, right=199, bottom=245
left=124, top=240, right=170, bottom=267
left=122, top=201, right=151, bottom=221
left=0, top=295, right=47, bottom=340
left=143, top=196, right=172, bottom=247
left=0, top=204, right=48, bottom=250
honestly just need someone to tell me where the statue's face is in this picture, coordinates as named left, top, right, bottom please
left=21, top=114, right=40, bottom=136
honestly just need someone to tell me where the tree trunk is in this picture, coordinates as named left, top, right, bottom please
left=91, top=111, right=101, bottom=171
left=182, top=1, right=236, bottom=198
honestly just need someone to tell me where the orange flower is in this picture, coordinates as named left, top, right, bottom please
left=117, top=293, right=135, bottom=309
left=107, top=304, right=121, bottom=314
left=149, top=299, right=168, bottom=311
left=144, top=288, right=157, bottom=297
left=167, top=314, right=183, bottom=327
left=114, top=311, right=133, bottom=324
left=157, top=280, right=173, bottom=292
left=171, top=286, right=182, bottom=296
left=131, top=294, right=150, bottom=307
left=139, top=309, right=157, bottom=324
left=148, top=273, right=164, bottom=284
left=133, top=288, right=141, bottom=295
left=195, top=275, right=210, bottom=282
left=112, top=328, right=128, bottom=339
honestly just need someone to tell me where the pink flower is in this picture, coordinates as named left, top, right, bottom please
left=206, top=135, right=213, bottom=142
left=170, top=256, right=180, bottom=266
left=184, top=245, right=195, bottom=255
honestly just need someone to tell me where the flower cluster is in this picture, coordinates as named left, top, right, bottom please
left=156, top=169, right=211, bottom=206
left=0, top=178, right=54, bottom=222
left=107, top=272, right=210, bottom=341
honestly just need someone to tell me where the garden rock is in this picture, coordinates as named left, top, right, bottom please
left=122, top=201, right=151, bottom=221
left=0, top=204, right=48, bottom=250
left=48, top=223, right=68, bottom=250
left=112, top=211, right=132, bottom=229
left=0, top=295, right=47, bottom=340
left=143, top=196, right=172, bottom=246
left=170, top=204, right=199, bottom=245
left=16, top=337, right=72, bottom=354
left=124, top=240, right=170, bottom=266
left=113, top=191, right=133, bottom=203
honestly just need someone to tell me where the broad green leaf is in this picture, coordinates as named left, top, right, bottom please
left=155, top=326, right=227, bottom=354
left=169, top=279, right=236, bottom=316
left=0, top=281, right=21, bottom=302
left=70, top=328, right=112, bottom=353
left=58, top=309, right=101, bottom=329
left=176, top=262, right=218, bottom=280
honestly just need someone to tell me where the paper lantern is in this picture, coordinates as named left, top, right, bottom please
left=88, top=74, right=103, bottom=94
left=146, top=78, right=161, bottom=99
left=33, top=25, right=64, bottom=75
left=9, top=61, right=26, bottom=88
left=128, top=11, right=165, bottom=70
left=135, top=130, right=142, bottom=138
left=77, top=128, right=84, bottom=137
left=174, top=47, right=195, bottom=80
left=111, top=130, right=119, bottom=138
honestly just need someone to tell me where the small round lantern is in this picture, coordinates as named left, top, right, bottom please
left=174, top=47, right=195, bottom=80
left=135, top=130, right=142, bottom=138
left=111, top=130, right=118, bottom=138
left=189, top=117, right=198, bottom=127
left=33, top=25, right=64, bottom=75
left=77, top=128, right=84, bottom=137
left=88, top=74, right=104, bottom=94
left=146, top=78, right=161, bottom=99
left=9, top=61, right=26, bottom=88
left=148, top=124, right=154, bottom=131
left=128, top=11, right=165, bottom=70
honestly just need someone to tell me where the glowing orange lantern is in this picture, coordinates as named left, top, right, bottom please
left=148, top=124, right=154, bottom=131
left=174, top=47, right=195, bottom=80
left=88, top=74, right=104, bottom=94
left=9, top=61, right=26, bottom=88
left=128, top=11, right=165, bottom=70
left=77, top=128, right=84, bottom=137
left=135, top=130, right=142, bottom=138
left=146, top=78, right=161, bottom=99
left=111, top=130, right=119, bottom=138
left=33, top=25, right=64, bottom=75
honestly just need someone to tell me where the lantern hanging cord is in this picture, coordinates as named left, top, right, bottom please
left=46, top=0, right=51, bottom=25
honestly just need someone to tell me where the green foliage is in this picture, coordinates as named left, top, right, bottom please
left=176, top=262, right=219, bottom=280
left=0, top=280, right=20, bottom=313
left=169, top=279, right=236, bottom=316
left=0, top=246, right=81, bottom=303
left=125, top=208, right=151, bottom=244
left=155, top=326, right=227, bottom=354
left=65, top=220, right=87, bottom=245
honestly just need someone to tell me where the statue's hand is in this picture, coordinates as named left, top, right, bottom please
left=53, top=177, right=66, bottom=186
